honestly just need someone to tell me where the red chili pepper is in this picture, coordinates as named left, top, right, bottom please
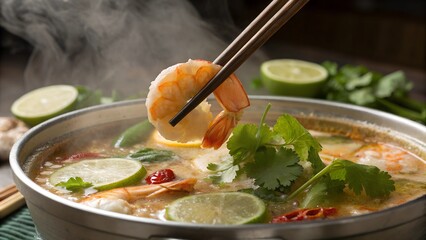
left=271, top=207, right=337, bottom=223
left=67, top=152, right=102, bottom=160
left=145, top=169, right=175, bottom=184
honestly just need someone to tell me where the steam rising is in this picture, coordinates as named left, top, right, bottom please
left=1, top=0, right=266, bottom=96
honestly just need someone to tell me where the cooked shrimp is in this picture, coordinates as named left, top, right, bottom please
left=353, top=143, right=420, bottom=174
left=80, top=178, right=197, bottom=214
left=146, top=59, right=250, bottom=149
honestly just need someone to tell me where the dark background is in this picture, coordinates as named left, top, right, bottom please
left=1, top=0, right=425, bottom=115
left=230, top=0, right=425, bottom=70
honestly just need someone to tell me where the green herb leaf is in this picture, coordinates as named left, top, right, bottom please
left=246, top=147, right=303, bottom=190
left=348, top=87, right=376, bottom=105
left=375, top=71, right=411, bottom=98
left=227, top=123, right=274, bottom=164
left=75, top=86, right=103, bottom=109
left=239, top=187, right=287, bottom=202
left=128, top=148, right=175, bottom=163
left=289, top=159, right=395, bottom=200
left=250, top=77, right=264, bottom=90
left=300, top=181, right=328, bottom=208
left=75, top=85, right=120, bottom=109
left=207, top=157, right=239, bottom=184
left=227, top=124, right=257, bottom=163
left=328, top=160, right=395, bottom=197
left=273, top=114, right=322, bottom=161
left=322, top=61, right=338, bottom=76
left=320, top=61, right=424, bottom=124
left=307, top=147, right=326, bottom=174
left=345, top=72, right=373, bottom=91
left=340, top=64, right=369, bottom=78
left=208, top=165, right=239, bottom=184
left=55, top=177, right=93, bottom=192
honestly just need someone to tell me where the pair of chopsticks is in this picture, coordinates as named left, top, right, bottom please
left=169, top=0, right=310, bottom=126
left=0, top=184, right=25, bottom=219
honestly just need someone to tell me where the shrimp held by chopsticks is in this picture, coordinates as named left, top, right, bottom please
left=146, top=59, right=250, bottom=149
left=80, top=178, right=197, bottom=214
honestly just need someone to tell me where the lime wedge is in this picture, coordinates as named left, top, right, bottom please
left=11, top=85, right=79, bottom=126
left=166, top=192, right=266, bottom=224
left=260, top=59, right=328, bottom=97
left=49, top=158, right=146, bottom=191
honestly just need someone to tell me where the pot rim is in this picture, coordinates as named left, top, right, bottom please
left=9, top=95, right=426, bottom=231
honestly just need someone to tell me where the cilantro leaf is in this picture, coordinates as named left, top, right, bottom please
left=273, top=114, right=322, bottom=161
left=55, top=177, right=93, bottom=192
left=227, top=123, right=273, bottom=164
left=307, top=147, right=326, bottom=174
left=328, top=160, right=395, bottom=197
left=289, top=159, right=395, bottom=200
left=245, top=147, right=303, bottom=190
left=227, top=124, right=257, bottom=163
left=345, top=72, right=373, bottom=91
left=348, top=87, right=376, bottom=105
left=321, top=61, right=424, bottom=124
left=207, top=157, right=239, bottom=184
left=210, top=104, right=275, bottom=184
left=300, top=181, right=328, bottom=208
left=375, top=71, right=411, bottom=98
left=340, top=64, right=369, bottom=78
left=239, top=187, right=287, bottom=202
left=321, top=61, right=338, bottom=76
left=75, top=85, right=120, bottom=109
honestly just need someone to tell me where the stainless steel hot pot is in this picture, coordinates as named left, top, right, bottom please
left=10, top=96, right=426, bottom=240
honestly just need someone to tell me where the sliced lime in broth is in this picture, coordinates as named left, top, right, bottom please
left=50, top=158, right=146, bottom=191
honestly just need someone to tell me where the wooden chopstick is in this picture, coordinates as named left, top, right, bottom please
left=169, top=0, right=310, bottom=126
left=214, top=0, right=287, bottom=66
left=0, top=184, right=26, bottom=219
left=0, top=184, right=17, bottom=201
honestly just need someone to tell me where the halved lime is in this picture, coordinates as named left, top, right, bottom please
left=260, top=59, right=328, bottom=97
left=166, top=192, right=266, bottom=224
left=49, top=158, right=146, bottom=191
left=11, top=85, right=79, bottom=126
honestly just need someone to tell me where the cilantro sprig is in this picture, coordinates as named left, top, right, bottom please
left=55, top=177, right=93, bottom=192
left=208, top=103, right=395, bottom=205
left=288, top=159, right=395, bottom=201
left=321, top=62, right=426, bottom=124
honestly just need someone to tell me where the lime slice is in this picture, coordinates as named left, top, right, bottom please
left=260, top=59, right=328, bottom=97
left=11, top=85, right=79, bottom=126
left=166, top=192, right=266, bottom=224
left=50, top=158, right=146, bottom=191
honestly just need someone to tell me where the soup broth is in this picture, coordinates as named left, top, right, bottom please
left=26, top=118, right=426, bottom=223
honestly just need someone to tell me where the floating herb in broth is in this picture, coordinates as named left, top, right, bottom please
left=209, top=104, right=395, bottom=208
left=127, top=148, right=175, bottom=163
left=28, top=104, right=426, bottom=224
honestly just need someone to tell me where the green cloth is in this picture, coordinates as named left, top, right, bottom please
left=0, top=207, right=37, bottom=240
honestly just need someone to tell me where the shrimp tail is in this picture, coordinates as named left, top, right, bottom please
left=201, top=73, right=249, bottom=149
left=147, top=178, right=197, bottom=198
left=201, top=110, right=242, bottom=149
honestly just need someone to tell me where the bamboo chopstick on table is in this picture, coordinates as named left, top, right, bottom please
left=0, top=184, right=25, bottom=219
left=169, top=0, right=310, bottom=126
